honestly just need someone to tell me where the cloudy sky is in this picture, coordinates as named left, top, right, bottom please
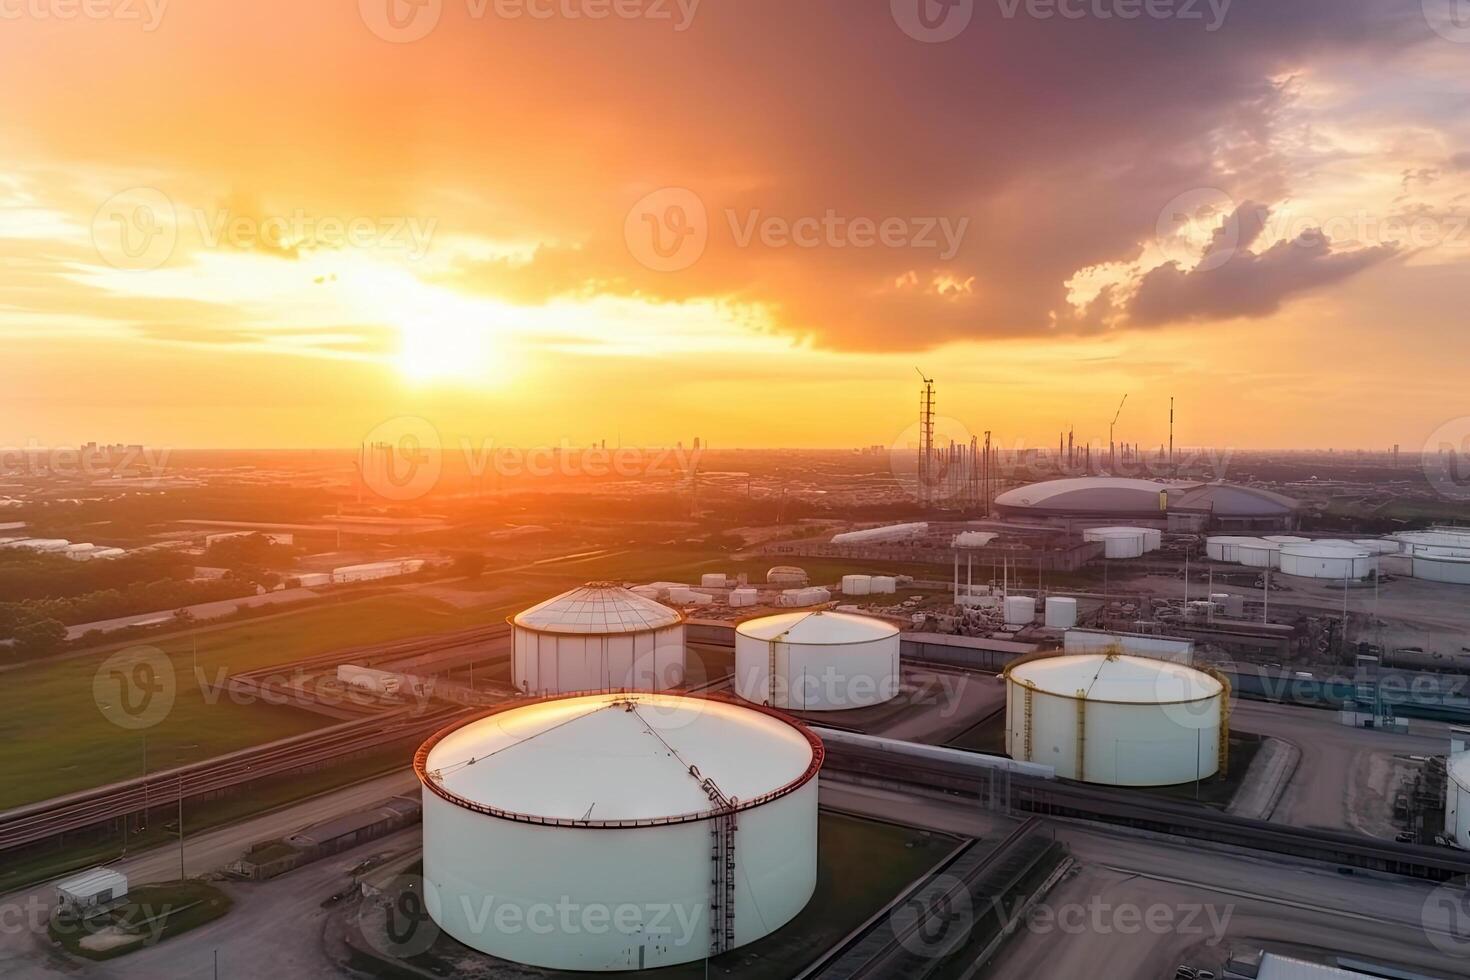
left=1, top=0, right=1467, bottom=451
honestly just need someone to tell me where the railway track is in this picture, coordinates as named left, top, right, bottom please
left=0, top=705, right=468, bottom=853
left=821, top=737, right=1470, bottom=881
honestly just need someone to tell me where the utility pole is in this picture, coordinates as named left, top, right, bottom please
left=178, top=774, right=186, bottom=880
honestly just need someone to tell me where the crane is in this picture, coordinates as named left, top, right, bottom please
left=1109, top=394, right=1128, bottom=473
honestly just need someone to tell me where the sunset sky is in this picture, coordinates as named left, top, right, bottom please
left=2, top=1, right=1468, bottom=453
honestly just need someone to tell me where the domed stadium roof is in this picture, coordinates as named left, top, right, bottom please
left=995, top=478, right=1297, bottom=519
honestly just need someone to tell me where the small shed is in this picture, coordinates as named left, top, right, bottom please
left=56, top=868, right=128, bottom=915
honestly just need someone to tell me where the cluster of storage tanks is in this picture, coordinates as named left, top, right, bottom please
left=840, top=574, right=898, bottom=596
left=416, top=580, right=1233, bottom=972
left=1206, top=529, right=1470, bottom=584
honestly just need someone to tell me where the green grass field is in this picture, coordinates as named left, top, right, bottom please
left=0, top=593, right=503, bottom=810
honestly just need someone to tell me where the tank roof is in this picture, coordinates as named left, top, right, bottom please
left=736, top=610, right=899, bottom=644
left=1008, top=653, right=1221, bottom=703
left=418, top=693, right=819, bottom=825
left=512, top=582, right=683, bottom=634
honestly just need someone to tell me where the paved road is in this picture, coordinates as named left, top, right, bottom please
left=822, top=780, right=1470, bottom=980
left=1229, top=699, right=1450, bottom=836
left=0, top=770, right=418, bottom=977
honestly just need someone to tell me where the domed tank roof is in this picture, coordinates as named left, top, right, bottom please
left=1008, top=653, right=1221, bottom=704
left=418, top=693, right=820, bottom=824
left=736, top=610, right=899, bottom=645
left=512, top=582, right=683, bottom=634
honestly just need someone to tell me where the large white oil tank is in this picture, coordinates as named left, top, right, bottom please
left=1235, top=540, right=1281, bottom=569
left=870, top=576, right=897, bottom=595
left=1005, top=653, right=1224, bottom=785
left=1352, top=539, right=1401, bottom=555
left=511, top=583, right=685, bottom=695
left=1004, top=595, right=1037, bottom=627
left=1278, top=544, right=1377, bottom=580
left=841, top=574, right=872, bottom=596
left=1447, top=744, right=1470, bottom=848
left=416, top=692, right=822, bottom=970
left=1413, top=555, right=1470, bottom=585
left=735, top=611, right=900, bottom=711
left=1044, top=597, right=1078, bottom=629
left=1205, top=536, right=1260, bottom=563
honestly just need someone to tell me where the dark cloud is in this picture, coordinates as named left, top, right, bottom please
left=1127, top=205, right=1399, bottom=326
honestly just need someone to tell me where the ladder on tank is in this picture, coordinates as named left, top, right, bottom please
left=690, top=765, right=738, bottom=956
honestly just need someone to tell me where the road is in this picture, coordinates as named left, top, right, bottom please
left=1228, top=699, right=1450, bottom=836
left=0, top=770, right=418, bottom=978
left=821, top=780, right=1470, bottom=980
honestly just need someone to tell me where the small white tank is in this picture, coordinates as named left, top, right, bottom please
left=1004, top=595, right=1037, bottom=627
left=1044, top=597, right=1078, bottom=629
left=701, top=573, right=728, bottom=588
left=841, top=574, right=872, bottom=596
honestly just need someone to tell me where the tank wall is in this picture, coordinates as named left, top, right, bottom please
left=513, top=624, right=686, bottom=694
left=1448, top=775, right=1470, bottom=848
left=421, top=779, right=817, bottom=971
left=734, top=634, right=899, bottom=710
left=1006, top=681, right=1220, bottom=785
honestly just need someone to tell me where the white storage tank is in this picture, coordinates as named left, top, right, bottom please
left=1044, top=597, right=1078, bottom=629
left=1084, top=526, right=1160, bottom=553
left=416, top=692, right=822, bottom=970
left=1447, top=741, right=1470, bottom=849
left=1278, top=544, right=1377, bottom=580
left=841, top=574, right=872, bottom=596
left=1005, top=653, right=1224, bottom=785
left=735, top=611, right=900, bottom=711
left=777, top=587, right=831, bottom=608
left=511, top=583, right=685, bottom=695
left=1413, top=555, right=1470, bottom=585
left=729, top=587, right=759, bottom=608
left=767, top=566, right=809, bottom=586
left=701, top=573, right=728, bottom=589
left=1205, top=536, right=1260, bottom=563
left=1235, top=539, right=1281, bottom=569
left=870, top=576, right=897, bottom=595
left=1004, top=595, right=1037, bottom=627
